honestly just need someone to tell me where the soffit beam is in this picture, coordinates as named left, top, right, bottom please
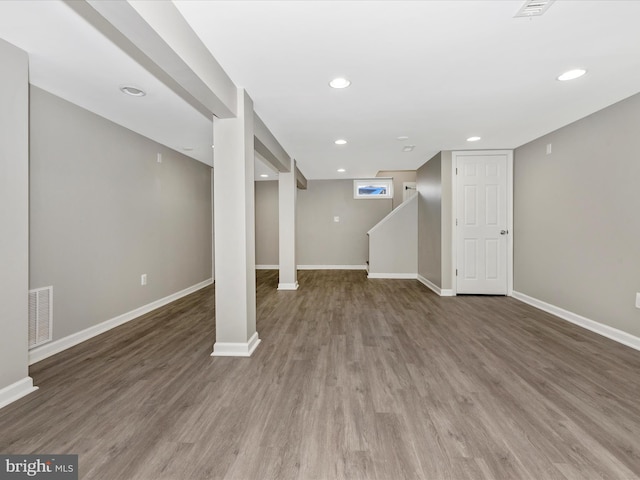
left=73, top=0, right=236, bottom=119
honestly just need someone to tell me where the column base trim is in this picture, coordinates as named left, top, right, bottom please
left=0, top=377, right=38, bottom=410
left=212, top=332, right=261, bottom=357
left=277, top=282, right=299, bottom=290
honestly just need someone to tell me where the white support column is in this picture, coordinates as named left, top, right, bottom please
left=212, top=88, right=260, bottom=357
left=0, top=39, right=37, bottom=409
left=278, top=160, right=299, bottom=290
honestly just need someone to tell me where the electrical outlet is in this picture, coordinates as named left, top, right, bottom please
left=141, top=274, right=147, bottom=286
left=636, top=292, right=640, bottom=309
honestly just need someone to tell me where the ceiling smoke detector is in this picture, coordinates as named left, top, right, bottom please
left=514, top=0, right=556, bottom=17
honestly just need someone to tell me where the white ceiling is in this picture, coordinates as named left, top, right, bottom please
left=254, top=152, right=279, bottom=181
left=2, top=1, right=640, bottom=180
left=175, top=0, right=640, bottom=178
left=0, top=0, right=213, bottom=165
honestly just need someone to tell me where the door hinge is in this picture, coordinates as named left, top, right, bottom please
left=456, top=269, right=458, bottom=276
left=456, top=218, right=458, bottom=226
left=456, top=167, right=458, bottom=175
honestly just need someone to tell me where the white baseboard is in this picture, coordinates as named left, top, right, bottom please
left=368, top=273, right=417, bottom=279
left=277, top=282, right=299, bottom=290
left=0, top=377, right=38, bottom=410
left=212, top=332, right=261, bottom=357
left=417, top=274, right=455, bottom=296
left=29, top=278, right=213, bottom=365
left=259, top=265, right=367, bottom=271
left=417, top=274, right=441, bottom=294
left=297, top=265, right=366, bottom=270
left=512, top=291, right=640, bottom=352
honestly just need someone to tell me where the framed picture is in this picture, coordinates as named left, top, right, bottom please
left=353, top=178, right=393, bottom=199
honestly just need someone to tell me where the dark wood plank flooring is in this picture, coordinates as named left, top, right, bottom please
left=1, top=270, right=640, bottom=479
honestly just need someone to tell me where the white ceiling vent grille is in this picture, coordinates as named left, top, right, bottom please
left=29, top=286, right=53, bottom=349
left=514, top=0, right=556, bottom=17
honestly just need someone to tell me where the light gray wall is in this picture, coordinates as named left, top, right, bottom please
left=297, top=180, right=391, bottom=266
left=416, top=151, right=454, bottom=290
left=514, top=92, right=640, bottom=338
left=0, top=39, right=30, bottom=389
left=255, top=180, right=279, bottom=266
left=376, top=170, right=417, bottom=209
left=30, top=87, right=212, bottom=341
left=417, top=153, right=442, bottom=286
left=368, top=195, right=417, bottom=275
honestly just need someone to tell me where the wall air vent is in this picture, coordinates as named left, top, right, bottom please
left=514, top=0, right=556, bottom=17
left=29, top=286, right=53, bottom=349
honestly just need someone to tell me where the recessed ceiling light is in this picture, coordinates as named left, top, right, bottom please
left=337, top=168, right=346, bottom=173
left=329, top=77, right=351, bottom=89
left=120, top=85, right=146, bottom=97
left=467, top=136, right=481, bottom=142
left=260, top=174, right=269, bottom=178
left=334, top=139, right=347, bottom=145
left=396, top=136, right=409, bottom=141
left=211, top=145, right=215, bottom=149
left=557, top=69, right=587, bottom=81
left=402, top=145, right=415, bottom=152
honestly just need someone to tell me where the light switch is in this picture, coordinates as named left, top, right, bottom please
left=546, top=143, right=552, bottom=154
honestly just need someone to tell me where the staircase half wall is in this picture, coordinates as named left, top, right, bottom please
left=367, top=194, right=417, bottom=278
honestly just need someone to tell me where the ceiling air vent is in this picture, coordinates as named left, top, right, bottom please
left=514, top=0, right=556, bottom=17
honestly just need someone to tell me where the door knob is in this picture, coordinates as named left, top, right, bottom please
left=500, top=230, right=508, bottom=235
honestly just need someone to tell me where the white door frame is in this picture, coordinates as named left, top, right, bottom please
left=451, top=150, right=513, bottom=296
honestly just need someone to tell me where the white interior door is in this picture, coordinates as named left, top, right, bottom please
left=456, top=153, right=508, bottom=294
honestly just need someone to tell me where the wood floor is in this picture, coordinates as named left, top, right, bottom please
left=2, top=270, right=640, bottom=480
